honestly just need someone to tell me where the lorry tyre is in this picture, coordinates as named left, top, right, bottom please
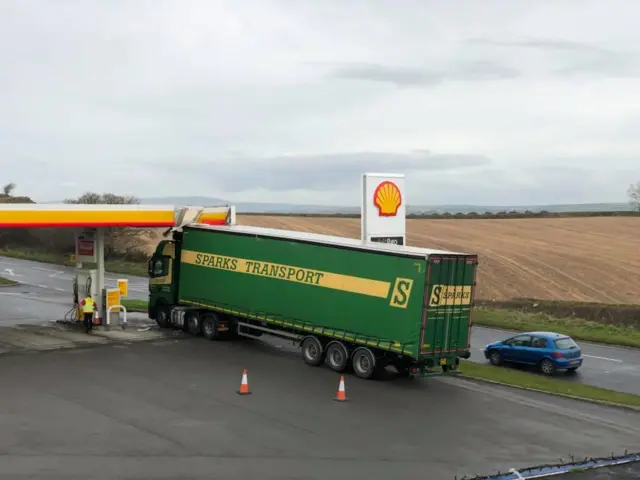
left=186, top=312, right=202, bottom=336
left=352, top=347, right=376, bottom=379
left=155, top=304, right=171, bottom=329
left=201, top=313, right=220, bottom=341
left=301, top=336, right=324, bottom=366
left=325, top=341, right=350, bottom=372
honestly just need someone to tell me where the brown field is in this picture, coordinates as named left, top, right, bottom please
left=229, top=215, right=640, bottom=305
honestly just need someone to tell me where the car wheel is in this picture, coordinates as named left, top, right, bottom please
left=488, top=350, right=502, bottom=366
left=540, top=358, right=556, bottom=376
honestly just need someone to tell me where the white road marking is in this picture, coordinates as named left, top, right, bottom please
left=48, top=271, right=68, bottom=279
left=3, top=268, right=20, bottom=277
left=32, top=266, right=63, bottom=273
left=582, top=354, right=623, bottom=363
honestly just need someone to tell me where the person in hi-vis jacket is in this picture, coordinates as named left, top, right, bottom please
left=80, top=295, right=96, bottom=333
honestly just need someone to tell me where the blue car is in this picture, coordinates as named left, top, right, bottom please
left=484, top=331, right=583, bottom=376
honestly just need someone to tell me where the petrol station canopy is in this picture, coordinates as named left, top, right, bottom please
left=0, top=204, right=233, bottom=229
left=0, top=204, right=177, bottom=228
left=0, top=203, right=235, bottom=326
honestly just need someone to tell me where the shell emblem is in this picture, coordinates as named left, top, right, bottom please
left=373, top=181, right=402, bottom=217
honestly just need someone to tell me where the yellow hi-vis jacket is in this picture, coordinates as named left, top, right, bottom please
left=81, top=297, right=96, bottom=314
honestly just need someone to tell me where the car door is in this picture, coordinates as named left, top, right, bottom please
left=527, top=335, right=549, bottom=365
left=502, top=334, right=532, bottom=363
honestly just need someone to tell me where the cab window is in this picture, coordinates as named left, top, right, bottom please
left=148, top=257, right=167, bottom=277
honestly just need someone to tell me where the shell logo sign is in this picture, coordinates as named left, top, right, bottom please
left=373, top=181, right=402, bottom=217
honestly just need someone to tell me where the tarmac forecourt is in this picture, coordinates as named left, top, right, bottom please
left=5, top=252, right=640, bottom=406
left=114, top=298, right=640, bottom=409
left=0, top=329, right=638, bottom=479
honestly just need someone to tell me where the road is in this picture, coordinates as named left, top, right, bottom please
left=469, top=326, right=640, bottom=397
left=0, top=334, right=638, bottom=479
left=2, top=255, right=640, bottom=397
left=0, top=255, right=148, bottom=300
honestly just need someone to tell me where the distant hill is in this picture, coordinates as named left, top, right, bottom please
left=138, top=196, right=633, bottom=214
left=0, top=193, right=35, bottom=204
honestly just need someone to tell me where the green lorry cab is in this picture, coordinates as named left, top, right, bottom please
left=147, top=223, right=478, bottom=380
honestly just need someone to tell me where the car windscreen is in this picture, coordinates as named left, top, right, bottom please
left=555, top=337, right=578, bottom=349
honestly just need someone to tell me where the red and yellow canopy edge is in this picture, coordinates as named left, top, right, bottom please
left=0, top=209, right=176, bottom=228
left=194, top=211, right=228, bottom=226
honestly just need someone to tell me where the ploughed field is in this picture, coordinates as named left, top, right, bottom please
left=233, top=215, right=640, bottom=305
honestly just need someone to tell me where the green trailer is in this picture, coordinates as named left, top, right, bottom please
left=147, top=223, right=479, bottom=379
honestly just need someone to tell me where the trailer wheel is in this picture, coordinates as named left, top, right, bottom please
left=325, top=341, right=350, bottom=372
left=186, top=312, right=201, bottom=336
left=352, top=347, right=377, bottom=380
left=201, top=313, right=220, bottom=341
left=301, top=336, right=324, bottom=366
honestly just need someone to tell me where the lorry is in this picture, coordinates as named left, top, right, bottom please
left=146, top=221, right=478, bottom=379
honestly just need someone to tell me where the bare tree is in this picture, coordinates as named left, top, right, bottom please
left=2, top=182, right=16, bottom=196
left=628, top=181, right=640, bottom=212
left=65, top=192, right=153, bottom=260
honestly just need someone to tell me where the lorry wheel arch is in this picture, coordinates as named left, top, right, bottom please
left=352, top=347, right=377, bottom=379
left=300, top=336, right=324, bottom=366
left=325, top=341, right=350, bottom=372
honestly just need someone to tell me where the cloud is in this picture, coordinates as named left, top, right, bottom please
left=467, top=36, right=640, bottom=78
left=1, top=1, right=639, bottom=206
left=330, top=60, right=520, bottom=87
left=467, top=37, right=608, bottom=54
left=151, top=150, right=492, bottom=192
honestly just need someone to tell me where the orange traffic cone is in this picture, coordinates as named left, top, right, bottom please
left=237, top=369, right=252, bottom=395
left=333, top=375, right=349, bottom=402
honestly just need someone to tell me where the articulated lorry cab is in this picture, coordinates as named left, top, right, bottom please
left=147, top=223, right=478, bottom=379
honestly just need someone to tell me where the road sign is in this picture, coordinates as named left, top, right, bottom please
left=117, top=279, right=128, bottom=297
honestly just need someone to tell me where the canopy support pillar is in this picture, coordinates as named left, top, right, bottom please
left=95, top=228, right=106, bottom=325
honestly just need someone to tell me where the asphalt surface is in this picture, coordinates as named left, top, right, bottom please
left=2, top=255, right=640, bottom=397
left=0, top=334, right=638, bottom=480
left=0, top=255, right=148, bottom=300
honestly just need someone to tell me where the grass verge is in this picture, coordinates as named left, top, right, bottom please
left=459, top=360, right=640, bottom=409
left=473, top=308, right=640, bottom=349
left=122, top=300, right=147, bottom=312
left=0, top=275, right=18, bottom=287
left=0, top=248, right=147, bottom=277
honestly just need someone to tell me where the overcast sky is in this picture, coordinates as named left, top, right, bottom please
left=1, top=0, right=639, bottom=206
